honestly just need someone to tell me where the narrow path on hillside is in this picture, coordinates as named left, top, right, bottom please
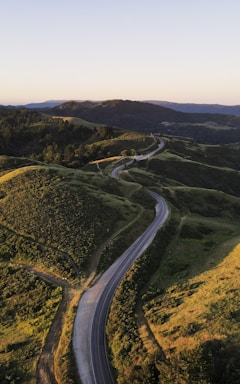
left=36, top=288, right=73, bottom=384
left=36, top=292, right=67, bottom=384
left=136, top=302, right=167, bottom=360
left=1, top=260, right=79, bottom=384
left=0, top=222, right=79, bottom=277
left=136, top=302, right=160, bottom=354
left=1, top=261, right=70, bottom=288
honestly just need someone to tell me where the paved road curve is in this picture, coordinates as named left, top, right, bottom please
left=90, top=191, right=168, bottom=384
left=111, top=138, right=164, bottom=178
left=73, top=139, right=168, bottom=384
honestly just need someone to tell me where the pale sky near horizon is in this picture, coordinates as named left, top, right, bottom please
left=1, top=0, right=240, bottom=105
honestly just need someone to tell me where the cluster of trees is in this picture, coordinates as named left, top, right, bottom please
left=33, top=124, right=114, bottom=166
left=161, top=124, right=240, bottom=144
left=0, top=107, right=117, bottom=167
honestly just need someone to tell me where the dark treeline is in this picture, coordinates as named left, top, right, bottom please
left=161, top=124, right=240, bottom=144
left=0, top=107, right=114, bottom=167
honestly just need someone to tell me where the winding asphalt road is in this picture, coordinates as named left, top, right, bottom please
left=111, top=138, right=164, bottom=178
left=73, top=138, right=168, bottom=384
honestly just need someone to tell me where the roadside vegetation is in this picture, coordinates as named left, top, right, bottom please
left=106, top=137, right=240, bottom=383
left=0, top=263, right=62, bottom=383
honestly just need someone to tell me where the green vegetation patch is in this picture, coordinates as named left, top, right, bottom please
left=0, top=108, right=158, bottom=169
left=0, top=263, right=62, bottom=384
left=143, top=243, right=240, bottom=383
left=0, top=162, right=154, bottom=282
left=162, top=186, right=240, bottom=217
left=165, top=138, right=240, bottom=171
left=147, top=155, right=240, bottom=197
left=107, top=138, right=240, bottom=383
left=149, top=214, right=240, bottom=290
left=0, top=165, right=128, bottom=280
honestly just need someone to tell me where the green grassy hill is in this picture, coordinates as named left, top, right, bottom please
left=0, top=159, right=154, bottom=282
left=106, top=138, right=240, bottom=384
left=0, top=263, right=62, bottom=383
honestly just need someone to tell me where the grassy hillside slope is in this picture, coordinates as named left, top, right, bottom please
left=0, top=158, right=154, bottom=282
left=0, top=263, right=62, bottom=383
left=106, top=138, right=240, bottom=384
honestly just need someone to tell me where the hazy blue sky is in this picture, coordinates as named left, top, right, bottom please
left=1, top=0, right=240, bottom=105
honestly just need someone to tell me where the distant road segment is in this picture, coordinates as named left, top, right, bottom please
left=111, top=137, right=164, bottom=178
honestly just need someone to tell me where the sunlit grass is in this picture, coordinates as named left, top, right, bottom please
left=147, top=242, right=240, bottom=356
left=0, top=264, right=62, bottom=383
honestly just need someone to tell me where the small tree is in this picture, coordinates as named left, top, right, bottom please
left=64, top=144, right=75, bottom=163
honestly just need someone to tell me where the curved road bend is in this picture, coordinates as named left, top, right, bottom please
left=111, top=138, right=164, bottom=178
left=73, top=139, right=168, bottom=384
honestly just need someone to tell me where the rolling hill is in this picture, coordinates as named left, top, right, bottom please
left=106, top=137, right=240, bottom=383
left=47, top=99, right=240, bottom=144
left=23, top=99, right=240, bottom=116
left=149, top=100, right=240, bottom=116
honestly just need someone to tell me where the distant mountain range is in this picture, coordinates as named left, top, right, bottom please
left=23, top=100, right=68, bottom=109
left=46, top=99, right=240, bottom=127
left=6, top=95, right=240, bottom=145
left=48, top=99, right=184, bottom=127
left=41, top=99, right=240, bottom=144
left=23, top=99, right=240, bottom=116
left=148, top=100, right=240, bottom=116
left=4, top=98, right=238, bottom=144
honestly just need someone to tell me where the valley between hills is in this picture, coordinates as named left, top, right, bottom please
left=1, top=101, right=240, bottom=383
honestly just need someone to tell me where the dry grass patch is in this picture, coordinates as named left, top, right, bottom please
left=145, top=243, right=240, bottom=356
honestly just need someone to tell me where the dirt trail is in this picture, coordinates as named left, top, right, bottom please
left=0, top=222, right=79, bottom=277
left=136, top=302, right=166, bottom=360
left=36, top=288, right=76, bottom=384
left=1, top=260, right=79, bottom=384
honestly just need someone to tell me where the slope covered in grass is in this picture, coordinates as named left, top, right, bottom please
left=143, top=241, right=240, bottom=383
left=106, top=138, right=240, bottom=383
left=0, top=263, right=62, bottom=384
left=0, top=159, right=153, bottom=282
